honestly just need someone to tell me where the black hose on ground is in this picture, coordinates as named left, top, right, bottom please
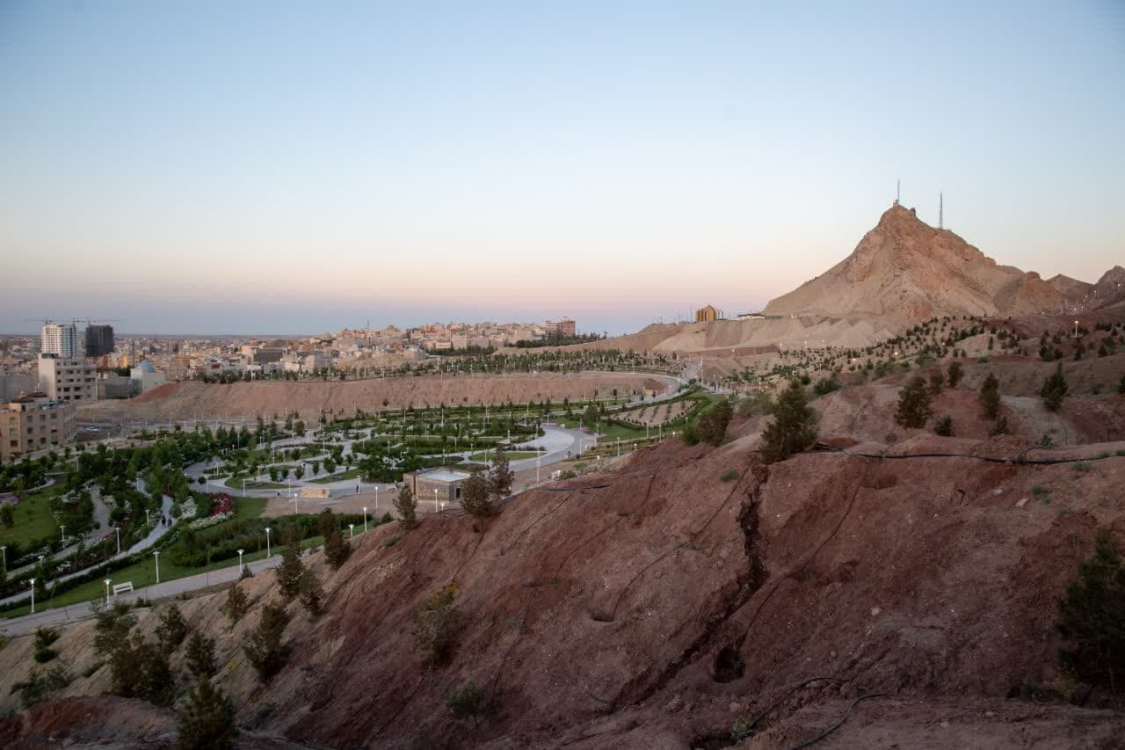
left=786, top=692, right=886, bottom=750
left=733, top=676, right=843, bottom=740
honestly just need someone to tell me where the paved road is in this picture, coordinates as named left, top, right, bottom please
left=0, top=553, right=285, bottom=637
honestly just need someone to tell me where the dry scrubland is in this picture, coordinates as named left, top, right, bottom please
left=78, top=372, right=673, bottom=423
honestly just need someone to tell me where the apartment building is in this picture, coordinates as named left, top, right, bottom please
left=1, top=393, right=76, bottom=461
left=41, top=323, right=79, bottom=357
left=84, top=324, right=115, bottom=357
left=38, top=354, right=98, bottom=402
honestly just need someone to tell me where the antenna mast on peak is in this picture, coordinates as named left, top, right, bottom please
left=939, top=192, right=943, bottom=229
left=895, top=179, right=900, bottom=205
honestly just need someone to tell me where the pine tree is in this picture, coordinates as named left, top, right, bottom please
left=1041, top=363, right=1069, bottom=412
left=934, top=415, right=954, bottom=436
left=276, top=533, right=305, bottom=601
left=1057, top=532, right=1125, bottom=691
left=394, top=486, right=417, bottom=531
left=697, top=398, right=734, bottom=446
left=928, top=368, right=944, bottom=395
left=184, top=632, right=217, bottom=679
left=894, top=376, right=932, bottom=429
left=176, top=675, right=238, bottom=750
left=947, top=360, right=964, bottom=388
left=243, top=602, right=291, bottom=683
left=487, top=448, right=514, bottom=503
left=980, top=373, right=1001, bottom=420
left=759, top=380, right=818, bottom=464
left=155, top=604, right=189, bottom=650
left=224, top=583, right=249, bottom=623
left=320, top=509, right=351, bottom=570
left=461, top=470, right=492, bottom=519
left=298, top=568, right=325, bottom=617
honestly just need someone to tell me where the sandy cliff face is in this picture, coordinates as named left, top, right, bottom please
left=764, top=204, right=1065, bottom=321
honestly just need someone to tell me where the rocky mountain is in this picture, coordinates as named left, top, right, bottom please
left=1046, top=274, right=1093, bottom=306
left=764, top=203, right=1065, bottom=321
left=1091, top=265, right=1125, bottom=309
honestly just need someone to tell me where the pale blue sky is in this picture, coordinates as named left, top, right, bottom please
left=1, top=0, right=1122, bottom=335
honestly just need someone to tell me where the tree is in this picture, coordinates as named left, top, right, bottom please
left=243, top=602, right=291, bottom=683
left=414, top=585, right=461, bottom=665
left=461, top=470, right=492, bottom=519
left=93, top=599, right=136, bottom=658
left=1057, top=532, right=1125, bottom=691
left=446, top=681, right=481, bottom=718
left=979, top=373, right=1001, bottom=420
left=696, top=398, right=734, bottom=446
left=894, top=376, right=932, bottom=429
left=759, top=380, right=817, bottom=464
left=394, top=486, right=417, bottom=530
left=224, top=583, right=249, bottom=623
left=0, top=503, right=13, bottom=528
left=33, top=627, right=59, bottom=663
left=928, top=369, right=945, bottom=395
left=934, top=415, right=954, bottom=437
left=487, top=448, right=514, bottom=503
left=1118, top=373, right=1125, bottom=397
left=320, top=509, right=351, bottom=569
left=1041, top=363, right=1069, bottom=412
left=111, top=634, right=174, bottom=707
left=947, top=361, right=964, bottom=388
left=156, top=604, right=189, bottom=650
left=176, top=675, right=239, bottom=750
left=298, top=568, right=325, bottom=617
left=294, top=466, right=305, bottom=481
left=185, top=632, right=217, bottom=679
left=276, top=533, right=306, bottom=601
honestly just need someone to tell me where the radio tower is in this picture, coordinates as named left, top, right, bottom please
left=939, top=192, right=943, bottom=229
left=895, top=179, right=900, bottom=205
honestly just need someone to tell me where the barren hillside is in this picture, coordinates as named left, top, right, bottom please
left=77, top=372, right=673, bottom=423
left=764, top=204, right=1065, bottom=321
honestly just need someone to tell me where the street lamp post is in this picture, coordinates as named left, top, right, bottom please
left=104, top=578, right=111, bottom=604
left=238, top=549, right=245, bottom=575
left=29, top=579, right=35, bottom=614
left=375, top=485, right=379, bottom=511
left=60, top=524, right=65, bottom=543
left=153, top=551, right=160, bottom=583
left=363, top=506, right=368, bottom=532
left=115, top=527, right=121, bottom=555
left=265, top=527, right=271, bottom=558
left=433, top=488, right=438, bottom=516
left=349, top=523, right=355, bottom=539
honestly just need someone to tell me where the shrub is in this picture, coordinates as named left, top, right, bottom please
left=394, top=486, right=418, bottom=531
left=1119, top=373, right=1125, bottom=397
left=320, top=509, right=352, bottom=570
left=1057, top=532, right=1125, bottom=691
left=185, top=632, right=217, bottom=679
left=243, top=602, right=291, bottom=683
left=696, top=399, right=734, bottom=447
left=176, top=675, right=239, bottom=750
left=812, top=377, right=841, bottom=396
left=461, top=470, right=492, bottom=519
left=928, top=369, right=945, bottom=395
left=487, top=448, right=514, bottom=502
left=934, top=415, right=954, bottom=437
left=1041, top=363, right=1069, bottom=412
left=719, top=469, right=739, bottom=483
left=895, top=376, right=932, bottom=429
left=12, top=666, right=71, bottom=708
left=111, top=634, right=175, bottom=707
left=92, top=599, right=136, bottom=657
left=736, top=391, right=774, bottom=417
left=946, top=360, right=963, bottom=388
left=446, top=681, right=481, bottom=718
left=980, top=373, right=1001, bottom=420
left=224, top=584, right=249, bottom=623
left=156, top=604, right=189, bottom=651
left=760, top=380, right=817, bottom=464
left=989, top=416, right=1009, bottom=436
left=414, top=585, right=461, bottom=666
left=33, top=627, right=59, bottom=663
left=298, top=568, right=325, bottom=617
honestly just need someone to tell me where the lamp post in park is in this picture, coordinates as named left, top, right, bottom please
left=154, top=551, right=160, bottom=584
left=349, top=523, right=355, bottom=539
left=265, top=527, right=271, bottom=558
left=29, top=579, right=35, bottom=614
left=104, top=579, right=111, bottom=604
left=238, top=549, right=245, bottom=576
left=362, top=507, right=368, bottom=532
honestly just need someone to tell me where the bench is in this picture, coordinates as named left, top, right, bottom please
left=112, top=582, right=134, bottom=597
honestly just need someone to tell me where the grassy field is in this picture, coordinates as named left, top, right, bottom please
left=467, top=450, right=542, bottom=461
left=308, top=469, right=362, bottom=484
left=232, top=496, right=268, bottom=522
left=223, top=476, right=288, bottom=490
left=0, top=484, right=64, bottom=548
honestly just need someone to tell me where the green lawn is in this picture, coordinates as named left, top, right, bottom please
left=223, top=476, right=288, bottom=490
left=308, top=469, right=361, bottom=484
left=232, top=496, right=268, bottom=522
left=468, top=451, right=543, bottom=461
left=0, top=485, right=64, bottom=548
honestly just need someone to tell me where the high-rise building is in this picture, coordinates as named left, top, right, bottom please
left=41, top=323, right=79, bottom=357
left=85, top=324, right=115, bottom=358
left=39, top=354, right=99, bottom=402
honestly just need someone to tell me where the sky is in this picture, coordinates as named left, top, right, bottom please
left=1, top=0, right=1123, bottom=335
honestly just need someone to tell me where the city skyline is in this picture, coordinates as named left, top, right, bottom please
left=2, top=1, right=1123, bottom=335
